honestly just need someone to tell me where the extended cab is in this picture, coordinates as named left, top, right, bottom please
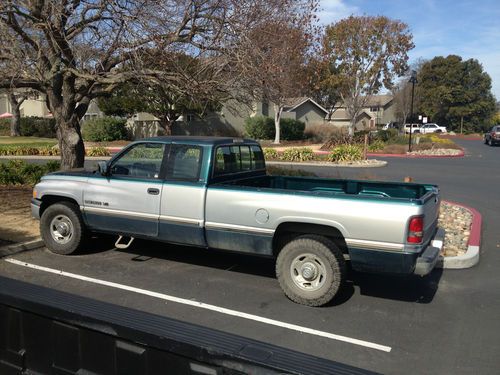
left=32, top=137, right=444, bottom=306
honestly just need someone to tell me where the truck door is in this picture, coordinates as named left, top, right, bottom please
left=83, top=142, right=166, bottom=237
left=159, top=144, right=206, bottom=246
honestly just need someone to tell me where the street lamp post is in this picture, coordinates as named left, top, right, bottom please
left=408, top=70, right=417, bottom=152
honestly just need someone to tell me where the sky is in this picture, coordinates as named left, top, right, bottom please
left=318, top=0, right=500, bottom=100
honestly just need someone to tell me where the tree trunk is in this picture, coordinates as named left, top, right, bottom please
left=7, top=92, right=23, bottom=137
left=10, top=107, right=21, bottom=137
left=273, top=104, right=283, bottom=144
left=159, top=117, right=174, bottom=135
left=348, top=118, right=355, bottom=137
left=56, top=117, right=85, bottom=170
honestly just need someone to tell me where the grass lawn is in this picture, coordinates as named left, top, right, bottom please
left=0, top=136, right=58, bottom=147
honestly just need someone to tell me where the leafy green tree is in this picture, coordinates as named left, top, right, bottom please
left=321, top=16, right=414, bottom=135
left=417, top=55, right=496, bottom=132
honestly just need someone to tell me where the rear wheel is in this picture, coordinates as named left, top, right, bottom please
left=276, top=235, right=346, bottom=307
left=40, top=202, right=87, bottom=255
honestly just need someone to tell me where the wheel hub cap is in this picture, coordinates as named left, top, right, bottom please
left=301, top=262, right=318, bottom=281
left=56, top=223, right=69, bottom=236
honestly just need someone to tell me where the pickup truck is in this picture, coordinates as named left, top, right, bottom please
left=31, top=136, right=444, bottom=306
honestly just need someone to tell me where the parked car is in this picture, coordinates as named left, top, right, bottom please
left=484, top=125, right=500, bottom=146
left=420, top=123, right=448, bottom=134
left=403, top=124, right=421, bottom=134
left=31, top=136, right=444, bottom=307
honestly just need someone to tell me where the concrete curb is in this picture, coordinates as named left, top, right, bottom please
left=267, top=160, right=387, bottom=168
left=0, top=238, right=44, bottom=258
left=365, top=150, right=465, bottom=158
left=437, top=200, right=481, bottom=269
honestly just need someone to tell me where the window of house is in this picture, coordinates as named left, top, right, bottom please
left=370, top=107, right=379, bottom=112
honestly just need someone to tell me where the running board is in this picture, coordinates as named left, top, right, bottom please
left=115, top=236, right=134, bottom=249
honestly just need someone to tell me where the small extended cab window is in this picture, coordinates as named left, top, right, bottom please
left=166, top=144, right=203, bottom=181
left=214, top=144, right=265, bottom=176
left=111, top=143, right=165, bottom=179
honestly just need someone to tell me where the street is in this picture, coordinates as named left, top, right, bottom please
left=0, top=138, right=499, bottom=374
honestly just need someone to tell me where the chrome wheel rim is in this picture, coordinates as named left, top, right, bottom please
left=290, top=253, right=327, bottom=291
left=50, top=215, right=74, bottom=244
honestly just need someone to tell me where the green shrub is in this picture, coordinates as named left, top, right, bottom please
left=244, top=116, right=305, bottom=141
left=0, top=119, right=10, bottom=136
left=86, top=146, right=110, bottom=157
left=387, top=135, right=409, bottom=145
left=376, top=129, right=399, bottom=142
left=263, top=148, right=280, bottom=160
left=368, top=140, right=385, bottom=152
left=0, top=160, right=60, bottom=185
left=329, top=144, right=363, bottom=162
left=280, top=118, right=305, bottom=141
left=82, top=117, right=128, bottom=142
left=281, top=147, right=315, bottom=162
left=0, top=144, right=59, bottom=156
left=244, top=116, right=275, bottom=140
left=20, top=117, right=57, bottom=137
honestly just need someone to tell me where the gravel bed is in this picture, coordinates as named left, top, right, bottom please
left=438, top=201, right=473, bottom=257
left=407, top=148, right=462, bottom=156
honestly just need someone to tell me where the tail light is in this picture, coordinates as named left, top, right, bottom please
left=407, top=216, right=424, bottom=244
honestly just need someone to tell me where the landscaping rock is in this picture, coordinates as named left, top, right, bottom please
left=438, top=201, right=473, bottom=257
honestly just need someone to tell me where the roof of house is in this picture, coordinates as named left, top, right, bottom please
left=283, top=97, right=329, bottom=114
left=334, top=94, right=394, bottom=109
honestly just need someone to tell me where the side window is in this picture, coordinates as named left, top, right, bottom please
left=111, top=143, right=165, bottom=179
left=166, top=144, right=202, bottom=181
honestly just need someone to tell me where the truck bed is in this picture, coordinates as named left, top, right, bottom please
left=218, top=175, right=434, bottom=201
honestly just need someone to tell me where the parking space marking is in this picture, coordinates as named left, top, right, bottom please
left=5, top=258, right=392, bottom=352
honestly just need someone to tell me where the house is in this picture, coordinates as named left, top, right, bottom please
left=175, top=97, right=329, bottom=137
left=0, top=91, right=51, bottom=118
left=329, top=94, right=397, bottom=131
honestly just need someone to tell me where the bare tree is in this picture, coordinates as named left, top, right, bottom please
left=6, top=90, right=26, bottom=136
left=322, top=16, right=414, bottom=136
left=0, top=0, right=303, bottom=168
left=233, top=2, right=318, bottom=144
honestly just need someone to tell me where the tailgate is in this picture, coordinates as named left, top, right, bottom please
left=421, top=186, right=440, bottom=245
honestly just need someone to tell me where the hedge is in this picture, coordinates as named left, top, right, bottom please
left=244, top=116, right=305, bottom=141
left=82, top=117, right=128, bottom=142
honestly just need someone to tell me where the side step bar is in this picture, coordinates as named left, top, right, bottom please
left=115, top=235, right=134, bottom=249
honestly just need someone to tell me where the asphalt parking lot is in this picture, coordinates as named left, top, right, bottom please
left=1, top=139, right=499, bottom=374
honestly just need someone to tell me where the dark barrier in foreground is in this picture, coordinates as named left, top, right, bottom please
left=0, top=276, right=376, bottom=375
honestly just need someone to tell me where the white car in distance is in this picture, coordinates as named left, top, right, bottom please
left=403, top=123, right=421, bottom=134
left=420, top=123, right=447, bottom=134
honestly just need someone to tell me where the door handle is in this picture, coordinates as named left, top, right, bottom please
left=147, top=188, right=160, bottom=195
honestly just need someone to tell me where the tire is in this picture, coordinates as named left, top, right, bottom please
left=276, top=235, right=346, bottom=307
left=40, top=202, right=87, bottom=255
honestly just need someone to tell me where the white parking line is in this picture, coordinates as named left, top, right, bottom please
left=5, top=258, right=392, bottom=352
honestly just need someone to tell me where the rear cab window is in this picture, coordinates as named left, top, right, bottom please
left=213, top=144, right=265, bottom=179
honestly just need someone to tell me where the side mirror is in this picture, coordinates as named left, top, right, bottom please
left=97, top=161, right=109, bottom=176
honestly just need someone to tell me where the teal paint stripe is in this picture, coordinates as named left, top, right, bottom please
left=208, top=185, right=424, bottom=205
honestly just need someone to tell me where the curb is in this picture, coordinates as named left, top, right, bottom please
left=365, top=150, right=465, bottom=158
left=0, top=238, right=44, bottom=258
left=437, top=200, right=481, bottom=269
left=267, top=160, right=387, bottom=168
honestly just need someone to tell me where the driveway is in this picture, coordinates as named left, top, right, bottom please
left=1, top=139, right=499, bottom=374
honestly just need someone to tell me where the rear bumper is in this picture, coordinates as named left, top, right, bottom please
left=348, top=227, right=445, bottom=275
left=414, top=227, right=445, bottom=276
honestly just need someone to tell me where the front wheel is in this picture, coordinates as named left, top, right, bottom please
left=276, top=235, right=346, bottom=306
left=40, top=202, right=87, bottom=255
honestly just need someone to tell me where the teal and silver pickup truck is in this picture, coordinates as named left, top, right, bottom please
left=32, top=136, right=444, bottom=306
